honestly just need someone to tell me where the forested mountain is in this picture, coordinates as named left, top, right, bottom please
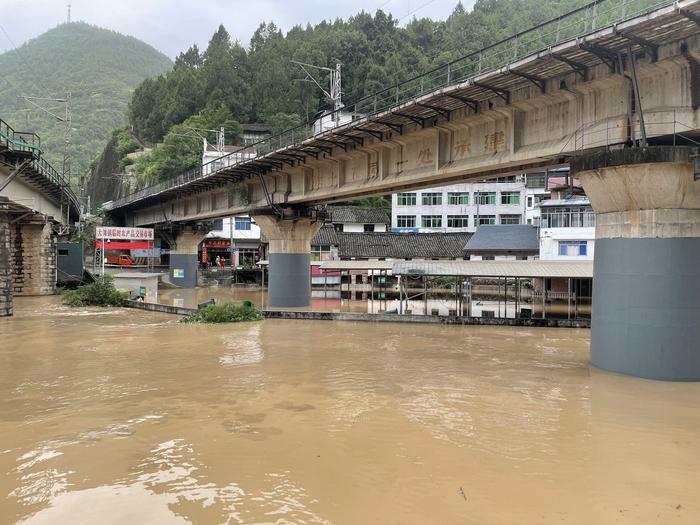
left=121, top=0, right=658, bottom=189
left=0, top=22, right=172, bottom=181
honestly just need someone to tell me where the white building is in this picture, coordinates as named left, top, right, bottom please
left=205, top=216, right=266, bottom=267
left=538, top=197, right=595, bottom=260
left=329, top=206, right=389, bottom=233
left=201, top=139, right=257, bottom=176
left=391, top=175, right=528, bottom=233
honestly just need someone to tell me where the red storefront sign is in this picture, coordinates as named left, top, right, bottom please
left=95, top=240, right=151, bottom=250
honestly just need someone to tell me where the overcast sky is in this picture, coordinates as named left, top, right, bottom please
left=0, top=0, right=469, bottom=58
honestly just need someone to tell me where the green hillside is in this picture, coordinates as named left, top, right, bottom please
left=0, top=22, right=172, bottom=184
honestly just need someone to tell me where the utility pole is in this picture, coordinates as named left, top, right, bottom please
left=292, top=60, right=344, bottom=119
left=17, top=93, right=72, bottom=224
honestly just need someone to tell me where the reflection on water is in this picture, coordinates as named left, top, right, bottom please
left=1, top=296, right=699, bottom=524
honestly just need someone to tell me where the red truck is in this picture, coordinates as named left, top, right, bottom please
left=106, top=254, right=133, bottom=266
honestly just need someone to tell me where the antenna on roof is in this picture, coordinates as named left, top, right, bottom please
left=67, top=4, right=71, bottom=23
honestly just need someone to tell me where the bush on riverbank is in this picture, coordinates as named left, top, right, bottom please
left=180, top=301, right=264, bottom=324
left=61, top=277, right=128, bottom=307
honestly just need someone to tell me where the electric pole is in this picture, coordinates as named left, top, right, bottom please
left=17, top=94, right=73, bottom=224
left=292, top=60, right=344, bottom=115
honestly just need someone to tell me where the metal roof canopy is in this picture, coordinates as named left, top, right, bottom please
left=320, top=260, right=394, bottom=271
left=392, top=260, right=593, bottom=278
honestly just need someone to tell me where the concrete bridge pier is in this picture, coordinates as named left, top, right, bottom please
left=575, top=147, right=700, bottom=381
left=253, top=215, right=322, bottom=308
left=168, top=228, right=206, bottom=288
left=0, top=207, right=57, bottom=317
left=0, top=209, right=12, bottom=316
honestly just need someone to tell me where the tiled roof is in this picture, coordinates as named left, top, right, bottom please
left=311, top=224, right=339, bottom=246
left=337, top=232, right=471, bottom=259
left=329, top=206, right=390, bottom=225
left=463, top=225, right=539, bottom=254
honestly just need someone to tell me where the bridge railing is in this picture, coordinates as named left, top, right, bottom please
left=0, top=116, right=80, bottom=213
left=107, top=0, right=676, bottom=210
left=560, top=110, right=700, bottom=152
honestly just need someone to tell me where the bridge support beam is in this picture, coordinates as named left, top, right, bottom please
left=253, top=215, right=322, bottom=308
left=169, top=229, right=206, bottom=288
left=575, top=147, right=700, bottom=381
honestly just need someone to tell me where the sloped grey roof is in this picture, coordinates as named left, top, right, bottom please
left=311, top=224, right=339, bottom=246
left=329, top=206, right=390, bottom=225
left=338, top=232, right=471, bottom=259
left=463, top=225, right=539, bottom=254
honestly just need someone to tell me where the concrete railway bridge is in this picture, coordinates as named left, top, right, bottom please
left=106, top=0, right=700, bottom=380
left=0, top=118, right=80, bottom=316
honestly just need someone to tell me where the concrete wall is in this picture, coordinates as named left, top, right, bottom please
left=539, top=227, right=596, bottom=260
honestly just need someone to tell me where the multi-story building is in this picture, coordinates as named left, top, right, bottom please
left=538, top=197, right=596, bottom=260
left=391, top=176, right=528, bottom=233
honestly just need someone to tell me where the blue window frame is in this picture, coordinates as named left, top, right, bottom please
left=559, top=240, right=587, bottom=256
left=234, top=217, right=251, bottom=231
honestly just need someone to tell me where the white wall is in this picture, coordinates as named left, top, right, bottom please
left=341, top=222, right=387, bottom=233
left=539, top=227, right=595, bottom=260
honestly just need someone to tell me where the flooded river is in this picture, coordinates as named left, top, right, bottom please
left=1, top=297, right=699, bottom=524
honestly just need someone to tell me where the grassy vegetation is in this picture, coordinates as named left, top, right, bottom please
left=180, top=301, right=264, bottom=324
left=61, top=277, right=128, bottom=307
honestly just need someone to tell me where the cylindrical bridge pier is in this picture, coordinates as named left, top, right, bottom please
left=253, top=215, right=322, bottom=308
left=575, top=146, right=700, bottom=381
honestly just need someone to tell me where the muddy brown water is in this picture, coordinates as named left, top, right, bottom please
left=1, top=296, right=699, bottom=524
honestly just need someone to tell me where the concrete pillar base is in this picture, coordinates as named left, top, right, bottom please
left=576, top=147, right=700, bottom=381
left=253, top=215, right=322, bottom=308
left=169, top=229, right=205, bottom=288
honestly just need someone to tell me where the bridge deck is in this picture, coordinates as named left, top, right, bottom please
left=107, top=0, right=700, bottom=212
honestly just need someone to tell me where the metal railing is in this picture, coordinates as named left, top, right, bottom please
left=0, top=117, right=80, bottom=212
left=108, top=0, right=678, bottom=210
left=560, top=110, right=700, bottom=153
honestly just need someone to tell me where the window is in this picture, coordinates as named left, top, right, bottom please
left=396, top=215, right=416, bottom=228
left=448, top=192, right=469, bottom=205
left=474, top=192, right=496, bottom=205
left=311, top=245, right=333, bottom=261
left=526, top=172, right=546, bottom=188
left=447, top=215, right=469, bottom=228
left=500, top=214, right=521, bottom=224
left=334, top=223, right=344, bottom=232
left=541, top=206, right=596, bottom=228
left=421, top=215, right=442, bottom=228
left=558, top=240, right=588, bottom=256
left=476, top=215, right=496, bottom=226
left=421, top=192, right=442, bottom=206
left=527, top=196, right=533, bottom=208
left=501, top=192, right=520, bottom=205
left=364, top=224, right=375, bottom=232
left=397, top=192, right=416, bottom=206
left=234, top=217, right=251, bottom=230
